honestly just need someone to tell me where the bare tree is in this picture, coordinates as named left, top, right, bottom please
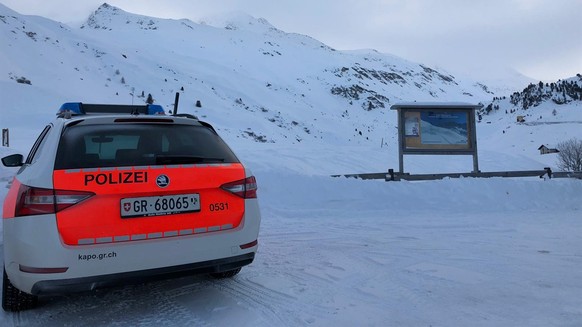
left=556, top=138, right=582, bottom=171
left=146, top=93, right=154, bottom=104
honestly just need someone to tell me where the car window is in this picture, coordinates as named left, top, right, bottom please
left=84, top=134, right=139, bottom=160
left=25, top=125, right=52, bottom=165
left=54, top=124, right=239, bottom=169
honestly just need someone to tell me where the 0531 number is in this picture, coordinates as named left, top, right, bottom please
left=209, top=202, right=229, bottom=211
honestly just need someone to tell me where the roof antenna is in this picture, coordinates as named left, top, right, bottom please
left=173, top=92, right=180, bottom=116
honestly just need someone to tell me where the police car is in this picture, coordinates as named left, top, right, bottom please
left=1, top=102, right=261, bottom=311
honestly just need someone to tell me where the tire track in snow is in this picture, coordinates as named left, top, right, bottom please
left=4, top=277, right=212, bottom=327
left=215, top=277, right=329, bottom=326
left=105, top=279, right=211, bottom=327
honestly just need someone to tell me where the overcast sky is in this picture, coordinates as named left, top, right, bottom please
left=2, top=0, right=581, bottom=82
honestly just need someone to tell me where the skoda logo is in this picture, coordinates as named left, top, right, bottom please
left=156, top=174, right=170, bottom=188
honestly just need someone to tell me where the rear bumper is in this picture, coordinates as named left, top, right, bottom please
left=31, top=252, right=254, bottom=295
left=3, top=199, right=261, bottom=294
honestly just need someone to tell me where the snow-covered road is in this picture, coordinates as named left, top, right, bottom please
left=2, top=172, right=581, bottom=326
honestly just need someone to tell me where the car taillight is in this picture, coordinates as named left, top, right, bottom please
left=15, top=185, right=94, bottom=217
left=221, top=176, right=258, bottom=199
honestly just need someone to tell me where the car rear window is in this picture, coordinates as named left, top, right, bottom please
left=55, top=124, right=239, bottom=169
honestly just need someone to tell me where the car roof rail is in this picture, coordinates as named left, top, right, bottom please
left=57, top=102, right=165, bottom=117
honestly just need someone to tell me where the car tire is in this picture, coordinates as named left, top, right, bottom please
left=2, top=268, right=38, bottom=312
left=210, top=267, right=241, bottom=279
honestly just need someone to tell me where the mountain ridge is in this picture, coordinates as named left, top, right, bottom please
left=0, top=2, right=579, bottom=151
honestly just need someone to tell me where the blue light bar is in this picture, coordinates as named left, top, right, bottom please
left=56, top=103, right=167, bottom=116
left=147, top=104, right=165, bottom=115
left=57, top=102, right=83, bottom=115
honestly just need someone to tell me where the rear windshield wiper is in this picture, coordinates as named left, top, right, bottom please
left=155, top=155, right=225, bottom=165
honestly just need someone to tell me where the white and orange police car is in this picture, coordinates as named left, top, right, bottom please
left=1, top=103, right=261, bottom=311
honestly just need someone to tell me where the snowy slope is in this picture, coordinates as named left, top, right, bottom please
left=0, top=3, right=581, bottom=327
left=1, top=143, right=581, bottom=326
left=1, top=3, right=496, bottom=151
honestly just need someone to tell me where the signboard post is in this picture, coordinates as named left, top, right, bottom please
left=391, top=102, right=482, bottom=173
left=2, top=128, right=8, bottom=147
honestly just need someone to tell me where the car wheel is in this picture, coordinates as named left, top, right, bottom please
left=210, top=267, right=241, bottom=279
left=2, top=268, right=38, bottom=312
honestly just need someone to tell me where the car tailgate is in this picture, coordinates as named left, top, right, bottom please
left=53, top=164, right=246, bottom=246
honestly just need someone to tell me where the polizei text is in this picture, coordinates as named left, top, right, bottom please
left=84, top=171, right=148, bottom=186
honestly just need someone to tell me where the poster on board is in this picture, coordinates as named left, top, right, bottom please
left=419, top=111, right=468, bottom=145
left=404, top=116, right=420, bottom=136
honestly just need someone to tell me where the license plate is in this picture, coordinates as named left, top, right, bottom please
left=121, top=194, right=200, bottom=218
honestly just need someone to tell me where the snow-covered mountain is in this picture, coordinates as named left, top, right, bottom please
left=1, top=5, right=581, bottom=325
left=481, top=75, right=582, bottom=115
left=1, top=2, right=580, bottom=171
left=2, top=3, right=495, bottom=148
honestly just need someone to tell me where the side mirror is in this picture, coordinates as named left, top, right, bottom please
left=1, top=154, right=24, bottom=167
